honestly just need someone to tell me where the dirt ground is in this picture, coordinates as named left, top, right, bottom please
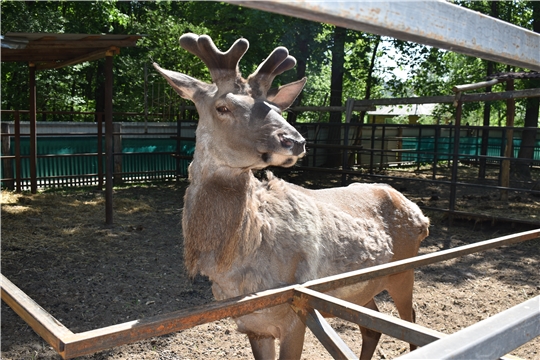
left=1, top=173, right=539, bottom=360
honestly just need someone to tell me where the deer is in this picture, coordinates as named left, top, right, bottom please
left=153, top=33, right=429, bottom=360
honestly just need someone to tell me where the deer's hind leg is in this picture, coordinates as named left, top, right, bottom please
left=359, top=298, right=382, bottom=360
left=386, top=270, right=417, bottom=352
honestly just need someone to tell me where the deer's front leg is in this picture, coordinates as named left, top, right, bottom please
left=278, top=316, right=306, bottom=360
left=248, top=335, right=276, bottom=360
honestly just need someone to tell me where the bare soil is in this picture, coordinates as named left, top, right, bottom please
left=1, top=174, right=539, bottom=360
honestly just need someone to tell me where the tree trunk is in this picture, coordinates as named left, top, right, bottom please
left=479, top=1, right=498, bottom=180
left=325, top=26, right=346, bottom=167
left=349, top=36, right=380, bottom=166
left=513, top=85, right=539, bottom=179
left=95, top=60, right=105, bottom=121
left=512, top=1, right=539, bottom=180
left=286, top=36, right=308, bottom=124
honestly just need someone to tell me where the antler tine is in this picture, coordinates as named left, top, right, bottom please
left=179, top=33, right=249, bottom=85
left=248, top=47, right=297, bottom=98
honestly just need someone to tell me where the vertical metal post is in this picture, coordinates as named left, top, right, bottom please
left=417, top=125, right=423, bottom=170
left=433, top=125, right=440, bottom=180
left=113, top=123, right=123, bottom=185
left=29, top=63, right=37, bottom=194
left=449, top=94, right=463, bottom=219
left=97, top=113, right=103, bottom=189
left=14, top=111, right=21, bottom=192
left=369, top=122, right=376, bottom=174
left=500, top=79, right=515, bottom=202
left=379, top=124, right=386, bottom=172
left=1, top=123, right=14, bottom=190
left=176, top=107, right=184, bottom=179
left=104, top=54, right=114, bottom=225
left=144, top=63, right=149, bottom=134
left=341, top=98, right=354, bottom=186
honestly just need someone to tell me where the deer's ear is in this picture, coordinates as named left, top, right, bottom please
left=267, top=77, right=307, bottom=111
left=153, top=63, right=212, bottom=101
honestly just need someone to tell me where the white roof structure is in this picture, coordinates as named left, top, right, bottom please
left=367, top=103, right=437, bottom=117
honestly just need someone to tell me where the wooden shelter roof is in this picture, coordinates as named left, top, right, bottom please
left=1, top=33, right=142, bottom=70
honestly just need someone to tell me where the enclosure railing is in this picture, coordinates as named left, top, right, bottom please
left=2, top=229, right=539, bottom=359
left=2, top=109, right=539, bottom=225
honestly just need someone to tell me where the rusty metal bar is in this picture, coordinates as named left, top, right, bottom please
left=294, top=288, right=446, bottom=347
left=29, top=63, right=37, bottom=193
left=231, top=1, right=540, bottom=71
left=297, top=307, right=358, bottom=360
left=104, top=55, right=114, bottom=224
left=14, top=111, right=21, bottom=192
left=97, top=112, right=104, bottom=188
left=303, top=229, right=540, bottom=293
left=2, top=229, right=539, bottom=359
left=500, top=79, right=516, bottom=202
left=59, top=286, right=295, bottom=359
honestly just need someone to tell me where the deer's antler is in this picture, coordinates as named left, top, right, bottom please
left=248, top=47, right=297, bottom=98
left=179, top=33, right=248, bottom=87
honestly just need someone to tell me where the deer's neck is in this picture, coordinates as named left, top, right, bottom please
left=182, top=150, right=262, bottom=277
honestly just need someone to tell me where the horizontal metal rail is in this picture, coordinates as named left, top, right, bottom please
left=398, top=295, right=540, bottom=359
left=232, top=1, right=540, bottom=71
left=1, top=229, right=539, bottom=359
left=294, top=288, right=446, bottom=347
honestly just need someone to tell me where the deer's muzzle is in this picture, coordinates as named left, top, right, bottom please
left=279, top=134, right=306, bottom=157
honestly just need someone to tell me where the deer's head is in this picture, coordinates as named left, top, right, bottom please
left=153, top=34, right=306, bottom=170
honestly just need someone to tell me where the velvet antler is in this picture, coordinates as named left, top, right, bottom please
left=179, top=33, right=248, bottom=87
left=248, top=47, right=297, bottom=98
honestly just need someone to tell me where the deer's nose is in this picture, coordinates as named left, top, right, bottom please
left=280, top=134, right=306, bottom=156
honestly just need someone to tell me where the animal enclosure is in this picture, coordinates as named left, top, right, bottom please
left=1, top=184, right=539, bottom=359
left=2, top=1, right=539, bottom=359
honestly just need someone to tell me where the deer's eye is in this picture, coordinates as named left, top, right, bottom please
left=216, top=106, right=230, bottom=114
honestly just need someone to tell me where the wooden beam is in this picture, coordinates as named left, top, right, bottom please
left=36, top=47, right=120, bottom=70
left=0, top=274, right=73, bottom=353
left=25, top=38, right=139, bottom=49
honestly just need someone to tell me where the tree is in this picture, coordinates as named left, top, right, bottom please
left=514, top=1, right=540, bottom=180
left=323, top=26, right=347, bottom=167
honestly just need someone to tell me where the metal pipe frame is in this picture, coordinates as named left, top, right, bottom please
left=230, top=0, right=540, bottom=71
left=398, top=295, right=540, bottom=360
left=2, top=229, right=539, bottom=359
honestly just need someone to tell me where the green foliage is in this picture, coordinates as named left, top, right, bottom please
left=0, top=0, right=537, bottom=127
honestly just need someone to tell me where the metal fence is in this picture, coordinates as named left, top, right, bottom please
left=2, top=112, right=539, bottom=225
left=1, top=112, right=195, bottom=191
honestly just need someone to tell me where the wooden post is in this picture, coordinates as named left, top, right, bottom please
left=113, top=122, right=123, bottom=184
left=1, top=123, right=14, bottom=190
left=29, top=63, right=37, bottom=194
left=500, top=79, right=515, bottom=202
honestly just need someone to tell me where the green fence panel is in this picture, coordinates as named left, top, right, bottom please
left=1, top=136, right=195, bottom=188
